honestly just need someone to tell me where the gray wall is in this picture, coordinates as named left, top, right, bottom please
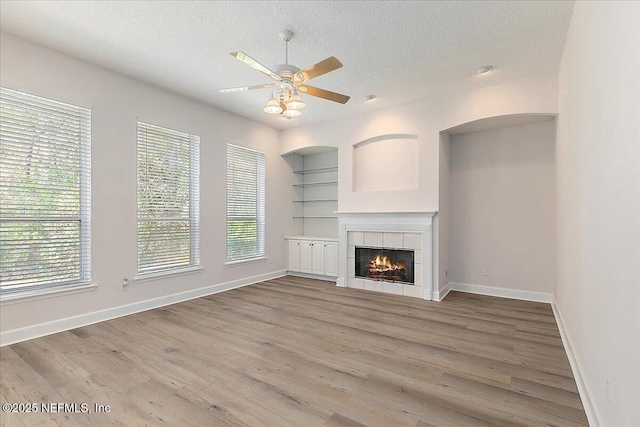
left=449, top=121, right=556, bottom=293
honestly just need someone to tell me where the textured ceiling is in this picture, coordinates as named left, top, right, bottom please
left=0, top=1, right=574, bottom=130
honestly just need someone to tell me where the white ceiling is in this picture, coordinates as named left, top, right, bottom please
left=0, top=1, right=574, bottom=130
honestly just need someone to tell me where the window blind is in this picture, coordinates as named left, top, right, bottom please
left=137, top=122, right=199, bottom=275
left=0, top=87, right=91, bottom=295
left=226, top=143, right=265, bottom=261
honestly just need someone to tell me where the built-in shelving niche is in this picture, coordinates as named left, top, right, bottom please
left=284, top=147, right=338, bottom=239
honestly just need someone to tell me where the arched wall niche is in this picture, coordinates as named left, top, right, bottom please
left=434, top=112, right=558, bottom=298
left=352, top=133, right=419, bottom=193
left=442, top=113, right=557, bottom=135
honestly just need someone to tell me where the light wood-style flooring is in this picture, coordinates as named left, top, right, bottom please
left=1, top=276, right=587, bottom=427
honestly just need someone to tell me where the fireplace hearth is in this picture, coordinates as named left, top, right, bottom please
left=355, top=246, right=415, bottom=284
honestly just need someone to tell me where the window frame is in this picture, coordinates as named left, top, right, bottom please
left=0, top=87, right=92, bottom=300
left=135, top=121, right=200, bottom=277
left=225, top=143, right=266, bottom=264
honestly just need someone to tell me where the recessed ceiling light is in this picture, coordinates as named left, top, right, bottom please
left=475, top=65, right=493, bottom=75
left=364, top=95, right=376, bottom=101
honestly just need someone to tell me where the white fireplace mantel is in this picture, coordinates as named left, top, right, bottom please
left=337, top=211, right=436, bottom=300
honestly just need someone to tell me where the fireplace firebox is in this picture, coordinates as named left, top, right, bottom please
left=355, top=246, right=415, bottom=284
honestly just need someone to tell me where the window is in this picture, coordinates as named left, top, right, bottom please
left=226, top=143, right=265, bottom=262
left=137, top=122, right=199, bottom=276
left=0, top=87, right=91, bottom=296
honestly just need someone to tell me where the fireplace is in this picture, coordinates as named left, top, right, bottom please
left=355, top=246, right=415, bottom=284
left=338, top=211, right=435, bottom=299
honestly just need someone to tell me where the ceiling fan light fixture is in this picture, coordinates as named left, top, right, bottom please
left=282, top=107, right=302, bottom=118
left=263, top=98, right=283, bottom=115
left=285, top=93, right=305, bottom=110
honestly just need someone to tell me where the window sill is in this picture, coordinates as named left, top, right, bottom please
left=225, top=256, right=268, bottom=267
left=0, top=282, right=97, bottom=306
left=133, top=266, right=203, bottom=283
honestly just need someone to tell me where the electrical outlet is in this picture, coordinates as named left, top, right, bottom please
left=606, top=377, right=611, bottom=403
left=482, top=267, right=488, bottom=276
left=121, top=278, right=129, bottom=291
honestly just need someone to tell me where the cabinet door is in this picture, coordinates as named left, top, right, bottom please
left=299, top=241, right=313, bottom=273
left=312, top=241, right=325, bottom=275
left=324, top=242, right=338, bottom=277
left=288, top=240, right=300, bottom=271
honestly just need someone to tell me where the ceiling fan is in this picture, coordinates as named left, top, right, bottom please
left=219, top=30, right=350, bottom=119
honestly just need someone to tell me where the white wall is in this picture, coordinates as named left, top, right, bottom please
left=449, top=121, right=556, bottom=294
left=280, top=77, right=560, bottom=214
left=437, top=132, right=450, bottom=294
left=555, top=2, right=640, bottom=426
left=0, top=33, right=290, bottom=336
left=352, top=135, right=419, bottom=192
left=281, top=75, right=559, bottom=299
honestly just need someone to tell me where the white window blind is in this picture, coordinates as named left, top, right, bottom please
left=226, top=143, right=265, bottom=262
left=137, top=122, right=199, bottom=275
left=0, top=87, right=91, bottom=295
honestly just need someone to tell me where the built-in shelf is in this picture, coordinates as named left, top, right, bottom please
left=292, top=167, right=338, bottom=175
left=288, top=149, right=339, bottom=239
left=293, top=181, right=338, bottom=188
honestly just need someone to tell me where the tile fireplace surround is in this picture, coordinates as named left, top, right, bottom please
left=337, top=211, right=436, bottom=300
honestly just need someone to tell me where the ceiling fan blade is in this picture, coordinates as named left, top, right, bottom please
left=219, top=83, right=277, bottom=93
left=298, top=85, right=350, bottom=104
left=294, top=57, right=343, bottom=83
left=230, top=52, right=281, bottom=81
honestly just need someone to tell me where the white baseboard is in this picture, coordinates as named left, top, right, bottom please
left=287, top=271, right=337, bottom=283
left=433, top=282, right=451, bottom=301
left=0, top=270, right=287, bottom=347
left=551, top=298, right=602, bottom=427
left=448, top=282, right=553, bottom=303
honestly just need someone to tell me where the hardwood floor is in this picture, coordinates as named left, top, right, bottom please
left=0, top=276, right=588, bottom=427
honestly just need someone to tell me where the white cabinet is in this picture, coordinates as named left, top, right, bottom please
left=324, top=242, right=337, bottom=277
left=312, top=242, right=325, bottom=275
left=286, top=238, right=337, bottom=277
left=299, top=240, right=313, bottom=273
left=288, top=240, right=300, bottom=271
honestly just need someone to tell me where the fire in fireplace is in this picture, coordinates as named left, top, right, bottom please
left=355, top=247, right=415, bottom=284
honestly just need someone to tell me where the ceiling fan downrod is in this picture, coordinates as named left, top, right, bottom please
left=280, top=30, right=294, bottom=65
